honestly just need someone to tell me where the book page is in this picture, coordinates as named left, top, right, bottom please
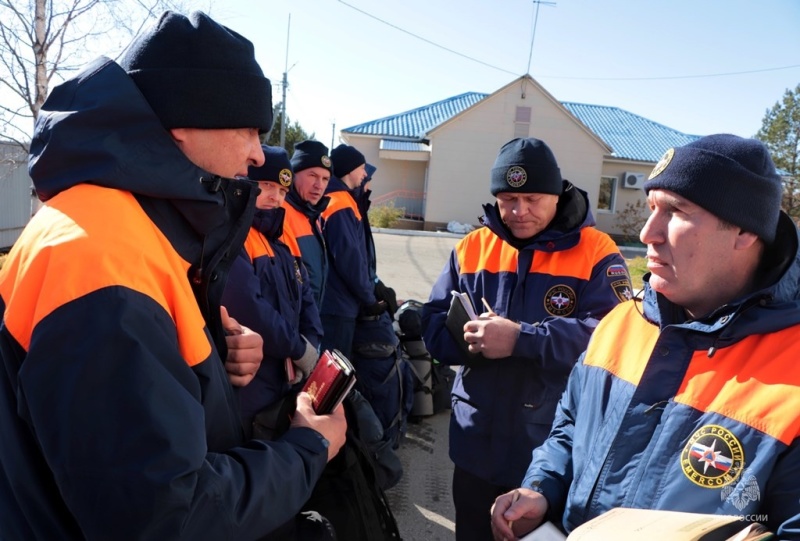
left=519, top=521, right=567, bottom=541
left=567, top=508, right=743, bottom=541
left=451, top=290, right=477, bottom=320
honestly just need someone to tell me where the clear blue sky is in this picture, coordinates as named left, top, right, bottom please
left=206, top=0, right=799, bottom=150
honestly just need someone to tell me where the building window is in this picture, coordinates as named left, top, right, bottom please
left=598, top=176, right=617, bottom=212
left=514, top=106, right=531, bottom=138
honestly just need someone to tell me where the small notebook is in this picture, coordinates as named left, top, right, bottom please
left=301, top=349, right=357, bottom=414
left=445, top=290, right=489, bottom=367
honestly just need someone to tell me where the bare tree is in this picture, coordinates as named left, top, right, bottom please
left=0, top=0, right=192, bottom=152
left=614, top=200, right=648, bottom=245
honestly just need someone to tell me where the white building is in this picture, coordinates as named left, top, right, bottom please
left=339, top=75, right=700, bottom=238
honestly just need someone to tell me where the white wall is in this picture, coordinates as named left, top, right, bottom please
left=425, top=78, right=607, bottom=227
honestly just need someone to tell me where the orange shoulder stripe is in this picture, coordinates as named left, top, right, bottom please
left=321, top=191, right=361, bottom=221
left=242, top=228, right=273, bottom=261
left=456, top=226, right=621, bottom=278
left=583, top=301, right=658, bottom=385
left=531, top=228, right=621, bottom=280
left=457, top=228, right=518, bottom=274
left=279, top=206, right=306, bottom=257
left=675, top=329, right=800, bottom=445
left=282, top=204, right=314, bottom=236
left=583, top=301, right=800, bottom=444
left=0, top=185, right=211, bottom=366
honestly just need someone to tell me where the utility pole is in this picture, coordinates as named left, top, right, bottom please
left=279, top=15, right=291, bottom=149
left=330, top=121, right=336, bottom=151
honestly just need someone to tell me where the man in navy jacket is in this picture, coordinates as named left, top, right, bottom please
left=319, top=144, right=385, bottom=358
left=222, top=145, right=323, bottom=438
left=423, top=137, right=629, bottom=541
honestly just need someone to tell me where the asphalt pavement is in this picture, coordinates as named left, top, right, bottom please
left=374, top=229, right=462, bottom=541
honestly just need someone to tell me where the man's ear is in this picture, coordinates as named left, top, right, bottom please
left=734, top=230, right=760, bottom=251
left=169, top=128, right=188, bottom=143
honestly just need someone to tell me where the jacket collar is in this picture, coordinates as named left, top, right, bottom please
left=286, top=187, right=330, bottom=218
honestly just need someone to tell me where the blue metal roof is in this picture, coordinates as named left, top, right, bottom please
left=343, top=91, right=702, bottom=163
left=379, top=139, right=431, bottom=152
left=344, top=92, right=487, bottom=139
left=561, top=102, right=700, bottom=162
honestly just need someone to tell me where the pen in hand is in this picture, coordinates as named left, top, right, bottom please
left=481, top=297, right=495, bottom=315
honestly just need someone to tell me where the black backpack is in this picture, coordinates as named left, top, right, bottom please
left=302, top=398, right=402, bottom=540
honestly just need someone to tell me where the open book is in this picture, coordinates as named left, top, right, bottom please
left=542, top=508, right=774, bottom=541
left=301, top=349, right=357, bottom=414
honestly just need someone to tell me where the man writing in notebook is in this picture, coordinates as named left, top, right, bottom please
left=491, top=134, right=800, bottom=539
left=421, top=137, right=630, bottom=541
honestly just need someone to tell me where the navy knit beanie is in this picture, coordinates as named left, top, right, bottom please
left=331, top=144, right=366, bottom=178
left=331, top=143, right=367, bottom=178
left=119, top=11, right=273, bottom=133
left=290, top=140, right=332, bottom=174
left=644, top=134, right=782, bottom=243
left=490, top=138, right=563, bottom=196
left=248, top=145, right=293, bottom=187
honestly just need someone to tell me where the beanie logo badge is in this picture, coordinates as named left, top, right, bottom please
left=321, top=155, right=332, bottom=168
left=506, top=166, right=528, bottom=188
left=649, top=148, right=675, bottom=180
left=279, top=169, right=293, bottom=187
left=544, top=285, right=576, bottom=317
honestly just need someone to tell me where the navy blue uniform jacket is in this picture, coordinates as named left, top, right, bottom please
left=422, top=184, right=630, bottom=487
left=320, top=177, right=376, bottom=318
left=281, top=190, right=329, bottom=308
left=222, top=208, right=323, bottom=428
left=524, top=212, right=800, bottom=538
left=0, top=58, right=329, bottom=540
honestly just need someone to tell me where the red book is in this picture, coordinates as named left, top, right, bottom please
left=301, top=349, right=357, bottom=414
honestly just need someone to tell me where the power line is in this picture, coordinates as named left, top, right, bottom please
left=538, top=64, right=800, bottom=81
left=336, top=0, right=800, bottom=83
left=336, top=0, right=519, bottom=77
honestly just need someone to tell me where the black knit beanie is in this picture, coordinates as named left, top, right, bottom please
left=290, top=140, right=332, bottom=174
left=118, top=11, right=273, bottom=133
left=644, top=134, right=782, bottom=243
left=331, top=144, right=366, bottom=178
left=490, top=138, right=563, bottom=196
left=248, top=145, right=293, bottom=187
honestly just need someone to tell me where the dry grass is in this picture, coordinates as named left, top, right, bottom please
left=626, top=256, right=647, bottom=292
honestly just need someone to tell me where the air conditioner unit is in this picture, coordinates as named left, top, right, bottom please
left=622, top=172, right=646, bottom=190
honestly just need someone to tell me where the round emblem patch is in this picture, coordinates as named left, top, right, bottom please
left=681, top=425, right=744, bottom=488
left=278, top=168, right=293, bottom=187
left=321, top=155, right=332, bottom=168
left=544, top=285, right=576, bottom=316
left=506, top=166, right=527, bottom=188
left=648, top=147, right=674, bottom=180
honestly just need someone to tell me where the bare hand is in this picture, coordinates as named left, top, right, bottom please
left=221, top=306, right=262, bottom=387
left=490, top=488, right=549, bottom=540
left=291, top=392, right=347, bottom=462
left=464, top=314, right=521, bottom=358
